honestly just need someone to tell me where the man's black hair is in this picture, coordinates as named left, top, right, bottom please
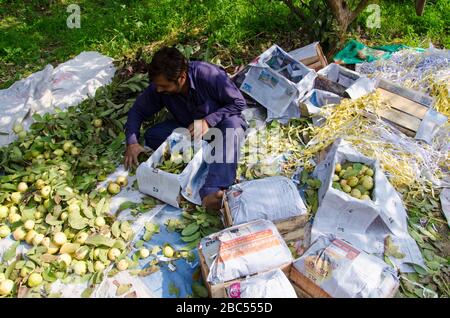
left=148, top=47, right=188, bottom=82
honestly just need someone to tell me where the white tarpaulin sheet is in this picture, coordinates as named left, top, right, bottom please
left=0, top=51, right=116, bottom=147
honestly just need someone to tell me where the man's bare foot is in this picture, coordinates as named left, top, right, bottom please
left=202, top=190, right=224, bottom=211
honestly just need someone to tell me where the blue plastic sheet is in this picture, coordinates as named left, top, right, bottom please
left=129, top=204, right=200, bottom=298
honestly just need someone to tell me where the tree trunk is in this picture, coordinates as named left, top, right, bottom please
left=325, top=0, right=373, bottom=35
left=416, top=0, right=426, bottom=16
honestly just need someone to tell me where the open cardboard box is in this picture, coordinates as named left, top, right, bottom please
left=220, top=192, right=311, bottom=243
left=375, top=79, right=435, bottom=137
left=136, top=132, right=208, bottom=207
left=288, top=42, right=328, bottom=71
left=198, top=245, right=292, bottom=298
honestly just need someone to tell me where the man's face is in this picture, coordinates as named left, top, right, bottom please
left=153, top=73, right=186, bottom=95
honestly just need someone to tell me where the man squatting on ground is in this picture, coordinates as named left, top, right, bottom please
left=124, top=47, right=248, bottom=210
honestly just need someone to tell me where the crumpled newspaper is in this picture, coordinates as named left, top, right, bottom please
left=356, top=45, right=450, bottom=95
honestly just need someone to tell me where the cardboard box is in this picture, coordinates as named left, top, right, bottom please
left=289, top=237, right=400, bottom=298
left=316, top=64, right=377, bottom=99
left=375, top=79, right=434, bottom=137
left=221, top=194, right=310, bottom=243
left=239, top=44, right=317, bottom=118
left=289, top=265, right=331, bottom=298
left=289, top=42, right=328, bottom=71
left=198, top=246, right=292, bottom=298
left=198, top=219, right=296, bottom=298
left=136, top=132, right=207, bottom=207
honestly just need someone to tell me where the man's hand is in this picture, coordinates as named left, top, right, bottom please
left=124, top=143, right=145, bottom=170
left=188, top=119, right=210, bottom=140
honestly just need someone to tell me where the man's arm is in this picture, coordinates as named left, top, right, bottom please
left=202, top=67, right=247, bottom=127
left=124, top=84, right=163, bottom=169
left=125, top=83, right=164, bottom=145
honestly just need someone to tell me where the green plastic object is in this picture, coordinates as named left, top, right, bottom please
left=333, top=39, right=408, bottom=65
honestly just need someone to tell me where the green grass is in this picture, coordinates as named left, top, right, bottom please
left=0, top=0, right=295, bottom=88
left=356, top=0, right=450, bottom=48
left=0, top=0, right=448, bottom=89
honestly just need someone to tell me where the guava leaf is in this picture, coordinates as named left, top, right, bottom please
left=192, top=282, right=208, bottom=298
left=116, top=201, right=138, bottom=214
left=181, top=223, right=199, bottom=236
left=81, top=287, right=94, bottom=298
left=68, top=211, right=88, bottom=230
left=85, top=234, right=116, bottom=247
left=111, top=221, right=121, bottom=238
left=169, top=281, right=180, bottom=298
left=116, top=284, right=132, bottom=296
left=2, top=241, right=19, bottom=263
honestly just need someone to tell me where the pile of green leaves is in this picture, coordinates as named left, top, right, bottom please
left=0, top=73, right=150, bottom=193
left=165, top=201, right=223, bottom=251
left=115, top=197, right=161, bottom=217
left=238, top=118, right=312, bottom=181
left=153, top=144, right=195, bottom=174
left=298, top=169, right=321, bottom=215
left=398, top=191, right=450, bottom=298
left=0, top=65, right=162, bottom=297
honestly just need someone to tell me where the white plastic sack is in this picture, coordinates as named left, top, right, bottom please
left=240, top=45, right=316, bottom=117
left=226, top=268, right=297, bottom=298
left=318, top=64, right=377, bottom=99
left=200, top=219, right=293, bottom=284
left=136, top=131, right=209, bottom=207
left=0, top=52, right=115, bottom=147
left=225, top=176, right=307, bottom=225
left=293, top=235, right=399, bottom=298
left=311, top=138, right=425, bottom=272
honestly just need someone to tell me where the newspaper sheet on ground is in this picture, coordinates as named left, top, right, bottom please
left=226, top=268, right=297, bottom=298
left=293, top=235, right=399, bottom=298
left=200, top=219, right=292, bottom=284
left=239, top=44, right=316, bottom=117
left=311, top=139, right=425, bottom=272
left=225, top=176, right=307, bottom=225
